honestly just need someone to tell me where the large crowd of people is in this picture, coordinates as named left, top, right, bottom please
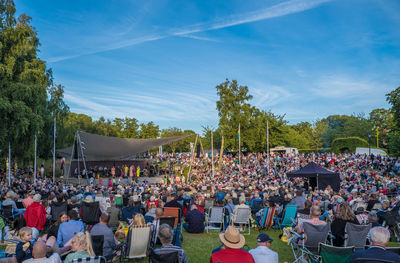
left=0, top=151, right=399, bottom=262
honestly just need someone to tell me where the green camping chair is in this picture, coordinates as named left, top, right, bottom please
left=277, top=205, right=297, bottom=228
left=319, top=243, right=355, bottom=263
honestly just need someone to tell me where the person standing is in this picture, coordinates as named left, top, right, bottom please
left=249, top=233, right=278, bottom=263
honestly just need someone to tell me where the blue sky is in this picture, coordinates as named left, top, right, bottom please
left=15, top=0, right=400, bottom=133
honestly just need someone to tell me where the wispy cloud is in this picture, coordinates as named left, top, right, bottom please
left=48, top=0, right=332, bottom=62
left=64, top=87, right=217, bottom=123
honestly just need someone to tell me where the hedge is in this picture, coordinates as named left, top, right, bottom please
left=298, top=148, right=331, bottom=154
left=331, top=137, right=368, bottom=153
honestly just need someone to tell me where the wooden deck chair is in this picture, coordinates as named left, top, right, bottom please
left=163, top=207, right=180, bottom=228
left=126, top=225, right=152, bottom=259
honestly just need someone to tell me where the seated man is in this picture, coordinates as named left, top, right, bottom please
left=347, top=227, right=400, bottom=262
left=210, top=226, right=254, bottom=263
left=183, top=205, right=204, bottom=233
left=153, top=224, right=188, bottom=263
left=57, top=210, right=84, bottom=247
left=249, top=233, right=278, bottom=263
left=22, top=241, right=61, bottom=263
left=295, top=206, right=326, bottom=234
left=90, top=213, right=117, bottom=261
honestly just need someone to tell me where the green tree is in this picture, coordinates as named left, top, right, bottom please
left=140, top=121, right=160, bottom=139
left=386, top=87, right=400, bottom=130
left=369, top=108, right=394, bottom=148
left=113, top=117, right=139, bottom=138
left=0, top=0, right=48, bottom=161
left=216, top=79, right=257, bottom=151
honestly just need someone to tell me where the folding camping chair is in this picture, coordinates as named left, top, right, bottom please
left=204, top=199, right=214, bottom=212
left=291, top=222, right=331, bottom=263
left=344, top=223, right=371, bottom=249
left=251, top=200, right=263, bottom=215
left=319, top=243, right=355, bottom=263
left=352, top=259, right=396, bottom=263
left=81, top=201, right=100, bottom=225
left=277, top=205, right=297, bottom=229
left=206, top=207, right=224, bottom=233
left=157, top=217, right=181, bottom=246
left=125, top=225, right=152, bottom=259
left=149, top=249, right=179, bottom=263
left=90, top=235, right=104, bottom=257
left=51, top=203, right=67, bottom=222
left=71, top=256, right=107, bottom=263
left=230, top=207, right=252, bottom=235
left=0, top=205, right=14, bottom=224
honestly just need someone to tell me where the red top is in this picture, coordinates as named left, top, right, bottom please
left=24, top=202, right=47, bottom=230
left=210, top=248, right=255, bottom=263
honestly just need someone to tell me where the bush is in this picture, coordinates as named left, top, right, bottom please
left=331, top=137, right=368, bottom=153
left=298, top=148, right=331, bottom=154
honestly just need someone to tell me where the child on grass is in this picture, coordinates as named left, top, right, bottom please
left=15, top=227, right=33, bottom=263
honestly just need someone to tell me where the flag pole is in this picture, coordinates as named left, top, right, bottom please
left=266, top=120, right=269, bottom=176
left=34, top=132, right=37, bottom=185
left=238, top=123, right=241, bottom=169
left=211, top=130, right=214, bottom=178
left=53, top=116, right=56, bottom=183
left=8, top=141, right=11, bottom=186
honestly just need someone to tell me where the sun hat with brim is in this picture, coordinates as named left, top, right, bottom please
left=219, top=226, right=245, bottom=249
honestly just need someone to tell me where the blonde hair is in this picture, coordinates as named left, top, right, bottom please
left=73, top=232, right=94, bottom=256
left=19, top=227, right=32, bottom=238
left=337, top=203, right=355, bottom=221
left=132, top=214, right=145, bottom=227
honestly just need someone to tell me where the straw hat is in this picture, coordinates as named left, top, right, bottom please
left=219, top=226, right=245, bottom=249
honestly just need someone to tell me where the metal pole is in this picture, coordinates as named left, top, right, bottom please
left=53, top=116, right=56, bottom=183
left=187, top=134, right=198, bottom=183
left=34, top=132, right=37, bottom=185
left=8, top=141, right=11, bottom=186
left=211, top=131, right=214, bottom=178
left=267, top=120, right=269, bottom=176
left=77, top=132, right=88, bottom=180
left=238, top=123, right=241, bottom=169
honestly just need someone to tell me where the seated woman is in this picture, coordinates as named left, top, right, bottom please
left=331, top=203, right=359, bottom=247
left=131, top=213, right=146, bottom=227
left=47, top=212, right=68, bottom=239
left=64, top=232, right=94, bottom=263
left=5, top=215, right=26, bottom=257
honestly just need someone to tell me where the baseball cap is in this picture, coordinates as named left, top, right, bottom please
left=257, top=233, right=273, bottom=243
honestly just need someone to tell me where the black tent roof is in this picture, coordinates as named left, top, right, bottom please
left=286, top=162, right=337, bottom=178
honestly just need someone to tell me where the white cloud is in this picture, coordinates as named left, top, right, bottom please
left=48, top=0, right=332, bottom=62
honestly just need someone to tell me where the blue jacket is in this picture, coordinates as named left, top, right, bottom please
left=347, top=246, right=400, bottom=263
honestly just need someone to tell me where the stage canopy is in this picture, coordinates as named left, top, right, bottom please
left=286, top=162, right=340, bottom=192
left=57, top=131, right=192, bottom=161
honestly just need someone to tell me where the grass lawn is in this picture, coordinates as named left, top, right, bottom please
left=132, top=228, right=295, bottom=263
left=130, top=228, right=400, bottom=263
